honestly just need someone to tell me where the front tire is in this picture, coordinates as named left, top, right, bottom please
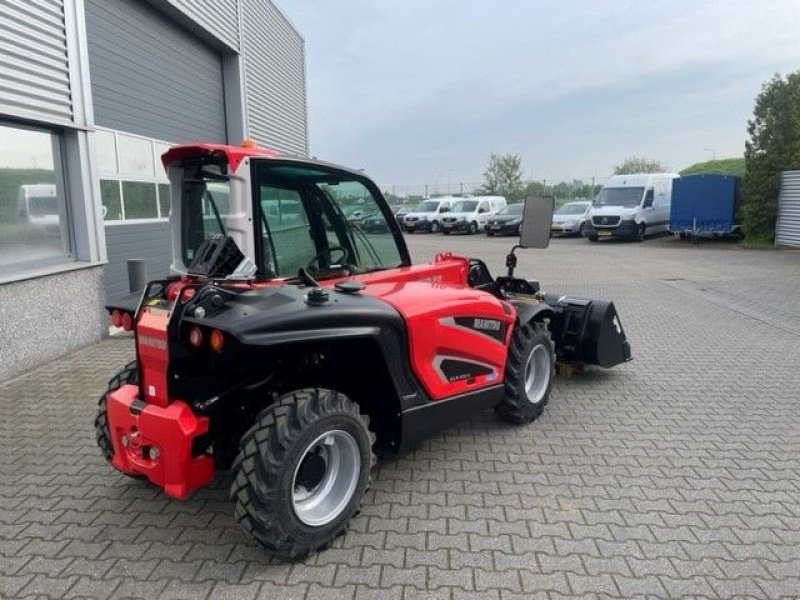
left=230, top=388, right=375, bottom=559
left=636, top=223, right=646, bottom=242
left=468, top=221, right=478, bottom=235
left=498, top=321, right=555, bottom=424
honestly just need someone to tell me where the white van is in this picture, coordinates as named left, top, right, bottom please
left=584, top=173, right=679, bottom=241
left=441, top=196, right=507, bottom=234
left=402, top=196, right=457, bottom=233
left=17, top=184, right=60, bottom=229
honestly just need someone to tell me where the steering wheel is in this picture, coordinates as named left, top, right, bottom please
left=307, top=246, right=353, bottom=273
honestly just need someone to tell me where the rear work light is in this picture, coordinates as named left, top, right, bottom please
left=110, top=310, right=123, bottom=328
left=188, top=326, right=203, bottom=348
left=209, top=329, right=225, bottom=353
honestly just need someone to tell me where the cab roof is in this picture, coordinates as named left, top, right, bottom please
left=160, top=142, right=368, bottom=179
left=161, top=142, right=280, bottom=172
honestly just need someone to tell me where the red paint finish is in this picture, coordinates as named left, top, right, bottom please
left=106, top=385, right=214, bottom=499
left=161, top=143, right=279, bottom=172
left=135, top=307, right=170, bottom=408
left=362, top=279, right=515, bottom=400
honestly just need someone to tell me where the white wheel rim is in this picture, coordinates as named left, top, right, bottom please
left=292, top=430, right=360, bottom=527
left=524, top=344, right=550, bottom=404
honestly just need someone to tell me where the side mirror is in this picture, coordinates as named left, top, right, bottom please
left=519, top=195, right=554, bottom=249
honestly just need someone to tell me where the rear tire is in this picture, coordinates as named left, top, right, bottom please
left=94, top=361, right=139, bottom=466
left=577, top=222, right=585, bottom=237
left=498, top=321, right=555, bottom=424
left=637, top=223, right=646, bottom=242
left=230, top=388, right=375, bottom=559
left=430, top=221, right=440, bottom=233
left=469, top=221, right=478, bottom=235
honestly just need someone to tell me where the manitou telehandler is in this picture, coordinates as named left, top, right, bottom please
left=96, top=141, right=631, bottom=558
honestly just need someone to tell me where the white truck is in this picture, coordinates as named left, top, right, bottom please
left=17, top=183, right=60, bottom=230
left=402, top=196, right=457, bottom=233
left=441, top=196, right=507, bottom=234
left=584, top=173, right=679, bottom=242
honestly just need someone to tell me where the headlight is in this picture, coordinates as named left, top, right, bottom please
left=509, top=218, right=521, bottom=224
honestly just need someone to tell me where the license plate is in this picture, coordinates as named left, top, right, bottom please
left=443, top=223, right=452, bottom=228
left=598, top=230, right=613, bottom=237
left=491, top=225, right=501, bottom=230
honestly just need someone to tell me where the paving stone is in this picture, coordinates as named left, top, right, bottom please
left=3, top=238, right=800, bottom=599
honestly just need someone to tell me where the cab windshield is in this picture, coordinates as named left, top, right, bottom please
left=254, top=162, right=403, bottom=278
left=416, top=200, right=440, bottom=212
left=452, top=200, right=478, bottom=213
left=594, top=187, right=644, bottom=208
left=495, top=203, right=523, bottom=216
left=556, top=203, right=589, bottom=215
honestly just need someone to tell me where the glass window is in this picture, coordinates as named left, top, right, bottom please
left=261, top=185, right=315, bottom=276
left=101, top=180, right=123, bottom=221
left=122, top=182, right=157, bottom=219
left=96, top=129, right=118, bottom=175
left=180, top=172, right=231, bottom=264
left=117, top=133, right=154, bottom=176
left=252, top=163, right=403, bottom=278
left=158, top=183, right=170, bottom=218
left=0, top=122, right=70, bottom=274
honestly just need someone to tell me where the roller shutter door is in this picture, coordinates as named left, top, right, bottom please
left=776, top=171, right=800, bottom=247
left=85, top=0, right=226, bottom=143
left=0, top=0, right=73, bottom=125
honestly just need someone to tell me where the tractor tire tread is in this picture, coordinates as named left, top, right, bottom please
left=497, top=321, right=555, bottom=424
left=230, top=388, right=375, bottom=559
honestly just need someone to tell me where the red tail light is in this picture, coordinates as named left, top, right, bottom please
left=111, top=310, right=123, bottom=328
left=121, top=313, right=133, bottom=331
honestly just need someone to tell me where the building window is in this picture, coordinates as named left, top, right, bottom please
left=0, top=122, right=71, bottom=276
left=96, top=128, right=172, bottom=224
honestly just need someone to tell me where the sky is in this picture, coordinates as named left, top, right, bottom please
left=276, top=0, right=800, bottom=192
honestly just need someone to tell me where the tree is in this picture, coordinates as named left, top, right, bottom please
left=613, top=157, right=668, bottom=175
left=743, top=72, right=800, bottom=242
left=481, top=153, right=525, bottom=200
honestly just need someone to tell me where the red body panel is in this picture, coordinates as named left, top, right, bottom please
left=135, top=307, right=171, bottom=408
left=363, top=280, right=514, bottom=400
left=106, top=385, right=214, bottom=499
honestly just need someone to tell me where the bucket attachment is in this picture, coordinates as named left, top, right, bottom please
left=544, top=295, right=632, bottom=368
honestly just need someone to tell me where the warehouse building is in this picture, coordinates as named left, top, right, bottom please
left=0, top=0, right=308, bottom=380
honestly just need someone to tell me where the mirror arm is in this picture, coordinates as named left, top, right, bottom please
left=506, top=244, right=522, bottom=277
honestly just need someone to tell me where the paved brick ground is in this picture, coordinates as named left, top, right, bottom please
left=2, top=235, right=799, bottom=599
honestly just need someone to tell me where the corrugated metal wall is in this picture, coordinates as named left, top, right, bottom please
left=242, top=0, right=308, bottom=156
left=0, top=0, right=73, bottom=125
left=776, top=171, right=800, bottom=248
left=105, top=222, right=173, bottom=300
left=167, top=0, right=240, bottom=51
left=85, top=0, right=226, bottom=143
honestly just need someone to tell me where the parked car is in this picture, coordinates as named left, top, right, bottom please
left=361, top=212, right=390, bottom=233
left=485, top=203, right=525, bottom=236
left=441, top=197, right=501, bottom=234
left=402, top=197, right=456, bottom=233
left=584, top=173, right=679, bottom=241
left=550, top=200, right=591, bottom=236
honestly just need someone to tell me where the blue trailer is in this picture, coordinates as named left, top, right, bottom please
left=670, top=174, right=740, bottom=239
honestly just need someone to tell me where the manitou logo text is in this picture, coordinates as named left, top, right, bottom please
left=473, top=319, right=501, bottom=332
left=139, top=335, right=167, bottom=350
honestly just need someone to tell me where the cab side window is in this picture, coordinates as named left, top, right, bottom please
left=643, top=189, right=654, bottom=208
left=260, top=185, right=315, bottom=276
